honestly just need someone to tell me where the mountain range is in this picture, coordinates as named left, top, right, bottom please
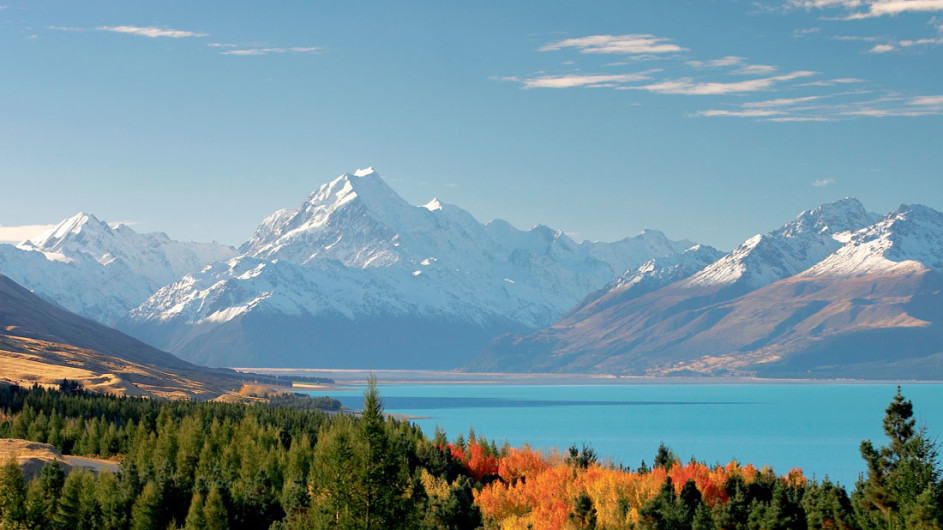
left=471, top=200, right=943, bottom=379
left=1, top=168, right=941, bottom=378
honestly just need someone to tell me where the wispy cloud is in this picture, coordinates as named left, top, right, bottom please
left=743, top=95, right=825, bottom=107
left=831, top=35, right=881, bottom=41
left=207, top=42, right=237, bottom=48
left=96, top=25, right=208, bottom=38
left=221, top=46, right=320, bottom=56
left=687, top=56, right=745, bottom=68
left=793, top=27, right=823, bottom=37
left=812, top=178, right=836, bottom=186
left=690, top=90, right=943, bottom=121
left=539, top=34, right=686, bottom=55
left=47, top=25, right=88, bottom=32
left=733, top=64, right=779, bottom=75
left=847, top=0, right=943, bottom=19
left=786, top=0, right=943, bottom=18
left=685, top=56, right=778, bottom=75
left=631, top=71, right=817, bottom=95
left=502, top=71, right=658, bottom=89
left=796, top=78, right=865, bottom=87
left=694, top=109, right=785, bottom=117
left=867, top=37, right=943, bottom=52
left=909, top=94, right=943, bottom=105
left=0, top=224, right=55, bottom=244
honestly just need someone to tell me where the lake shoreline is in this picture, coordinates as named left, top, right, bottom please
left=233, top=367, right=943, bottom=387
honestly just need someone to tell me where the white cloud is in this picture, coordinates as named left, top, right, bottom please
left=909, top=94, right=943, bottom=105
left=788, top=0, right=863, bottom=9
left=812, top=178, right=836, bottom=186
left=793, top=27, right=823, bottom=37
left=899, top=37, right=943, bottom=45
left=207, top=42, right=237, bottom=48
left=221, top=46, right=320, bottom=56
left=866, top=36, right=943, bottom=52
left=743, top=95, right=825, bottom=107
left=847, top=0, right=943, bottom=19
left=505, top=71, right=657, bottom=89
left=733, top=64, right=779, bottom=75
left=686, top=56, right=777, bottom=75
left=0, top=224, right=54, bottom=244
left=766, top=116, right=834, bottom=121
left=788, top=0, right=943, bottom=17
left=47, top=25, right=88, bottom=32
left=694, top=109, right=784, bottom=117
left=97, top=25, right=208, bottom=38
left=687, top=56, right=744, bottom=68
left=798, top=77, right=865, bottom=86
left=631, top=70, right=817, bottom=95
left=831, top=35, right=880, bottom=41
left=539, top=34, right=686, bottom=55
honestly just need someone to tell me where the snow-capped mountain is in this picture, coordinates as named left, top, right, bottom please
left=681, top=198, right=879, bottom=292
left=802, top=204, right=943, bottom=277
left=122, top=168, right=697, bottom=368
left=0, top=213, right=236, bottom=323
left=471, top=199, right=943, bottom=379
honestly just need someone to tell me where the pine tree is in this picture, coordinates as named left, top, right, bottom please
left=358, top=375, right=414, bottom=529
left=854, top=387, right=942, bottom=529
left=202, top=486, right=228, bottom=530
left=130, top=481, right=163, bottom=530
left=183, top=491, right=206, bottom=530
left=0, top=458, right=27, bottom=528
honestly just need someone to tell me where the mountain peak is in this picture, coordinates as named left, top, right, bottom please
left=782, top=197, right=873, bottom=238
left=24, top=212, right=108, bottom=251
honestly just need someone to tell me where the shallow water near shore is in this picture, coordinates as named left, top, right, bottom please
left=304, top=380, right=943, bottom=487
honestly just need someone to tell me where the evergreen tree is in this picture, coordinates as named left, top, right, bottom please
left=183, top=491, right=206, bottom=530
left=854, top=387, right=942, bottom=529
left=0, top=458, right=27, bottom=528
left=358, top=375, right=414, bottom=529
left=130, top=481, right=163, bottom=530
left=202, top=487, right=227, bottom=530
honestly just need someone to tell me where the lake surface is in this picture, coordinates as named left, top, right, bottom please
left=306, top=382, right=943, bottom=487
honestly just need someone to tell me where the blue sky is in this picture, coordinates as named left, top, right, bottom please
left=1, top=1, right=941, bottom=250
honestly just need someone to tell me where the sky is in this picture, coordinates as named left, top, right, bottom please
left=1, top=1, right=941, bottom=250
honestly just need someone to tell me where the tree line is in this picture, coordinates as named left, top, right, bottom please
left=0, top=381, right=940, bottom=529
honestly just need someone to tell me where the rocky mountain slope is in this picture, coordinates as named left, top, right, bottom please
left=121, top=168, right=698, bottom=368
left=471, top=201, right=943, bottom=379
left=0, top=274, right=253, bottom=399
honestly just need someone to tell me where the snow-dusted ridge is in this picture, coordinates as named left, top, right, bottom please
left=682, top=197, right=880, bottom=290
left=0, top=213, right=237, bottom=323
left=802, top=203, right=943, bottom=277
left=125, top=168, right=700, bottom=367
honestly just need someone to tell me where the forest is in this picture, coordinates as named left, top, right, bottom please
left=0, top=381, right=940, bottom=530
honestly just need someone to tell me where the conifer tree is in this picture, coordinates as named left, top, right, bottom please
left=0, top=458, right=27, bottom=528
left=130, top=481, right=163, bottom=530
left=202, top=486, right=228, bottom=530
left=854, top=387, right=942, bottom=529
left=183, top=491, right=206, bottom=530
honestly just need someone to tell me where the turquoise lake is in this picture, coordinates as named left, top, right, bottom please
left=309, top=382, right=943, bottom=488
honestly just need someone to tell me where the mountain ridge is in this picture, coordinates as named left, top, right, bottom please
left=470, top=200, right=943, bottom=379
